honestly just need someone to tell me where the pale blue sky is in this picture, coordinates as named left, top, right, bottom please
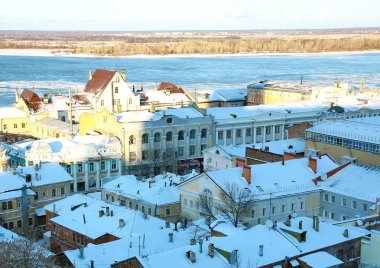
left=1, top=0, right=379, bottom=31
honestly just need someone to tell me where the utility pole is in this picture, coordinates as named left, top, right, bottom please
left=69, top=87, right=73, bottom=139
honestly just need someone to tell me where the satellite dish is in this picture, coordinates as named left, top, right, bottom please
left=265, top=220, right=274, bottom=228
left=321, top=173, right=328, bottom=181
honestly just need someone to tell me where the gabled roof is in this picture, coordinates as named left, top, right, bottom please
left=84, top=69, right=116, bottom=95
left=20, top=89, right=42, bottom=113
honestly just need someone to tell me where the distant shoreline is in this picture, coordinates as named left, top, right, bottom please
left=1, top=48, right=380, bottom=58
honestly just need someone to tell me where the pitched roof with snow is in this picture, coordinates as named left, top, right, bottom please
left=186, top=156, right=339, bottom=198
left=44, top=194, right=166, bottom=240
left=0, top=163, right=72, bottom=193
left=213, top=217, right=365, bottom=267
left=20, top=89, right=42, bottom=113
left=103, top=172, right=196, bottom=206
left=64, top=225, right=210, bottom=267
left=84, top=69, right=116, bottom=95
left=319, top=164, right=380, bottom=202
left=0, top=107, right=28, bottom=119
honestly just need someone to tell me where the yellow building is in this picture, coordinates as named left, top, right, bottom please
left=305, top=118, right=380, bottom=166
left=247, top=81, right=349, bottom=105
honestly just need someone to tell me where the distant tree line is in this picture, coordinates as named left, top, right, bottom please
left=1, top=36, right=380, bottom=55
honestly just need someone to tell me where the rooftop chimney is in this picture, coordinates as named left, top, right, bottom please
left=186, top=251, right=196, bottom=263
left=199, top=239, right=203, bottom=253
left=119, top=219, right=125, bottom=228
left=242, top=166, right=251, bottom=184
left=110, top=210, right=114, bottom=217
left=315, top=217, right=320, bottom=232
left=34, top=164, right=39, bottom=171
left=230, top=249, right=238, bottom=265
left=90, top=260, right=94, bottom=268
left=259, top=245, right=264, bottom=257
left=169, top=232, right=173, bottom=242
left=99, top=210, right=104, bottom=217
left=79, top=247, right=84, bottom=259
left=106, top=207, right=110, bottom=216
left=285, top=215, right=291, bottom=227
left=165, top=221, right=170, bottom=228
left=265, top=146, right=269, bottom=152
left=308, top=157, right=317, bottom=173
left=343, top=228, right=349, bottom=238
left=299, top=220, right=303, bottom=230
left=190, top=238, right=196, bottom=245
left=208, top=243, right=215, bottom=258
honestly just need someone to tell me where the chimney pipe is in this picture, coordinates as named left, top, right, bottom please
left=169, top=232, right=173, bottom=242
left=265, top=146, right=269, bottom=152
left=208, top=243, right=214, bottom=258
left=315, top=217, right=320, bottom=232
left=165, top=221, right=170, bottom=228
left=299, top=220, right=303, bottom=230
left=110, top=210, right=114, bottom=217
left=99, top=210, right=104, bottom=217
left=83, top=214, right=86, bottom=224
left=259, top=245, right=264, bottom=257
left=343, top=229, right=349, bottom=238
left=308, top=157, right=317, bottom=173
left=79, top=247, right=84, bottom=259
left=149, top=181, right=152, bottom=188
left=90, top=260, right=94, bottom=268
left=199, top=239, right=203, bottom=253
left=53, top=204, right=56, bottom=214
left=106, top=207, right=110, bottom=216
left=242, top=166, right=251, bottom=185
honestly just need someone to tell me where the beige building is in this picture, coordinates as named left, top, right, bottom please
left=177, top=156, right=340, bottom=225
left=305, top=117, right=380, bottom=166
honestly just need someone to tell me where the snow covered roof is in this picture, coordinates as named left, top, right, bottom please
left=64, top=225, right=210, bottom=268
left=117, top=107, right=204, bottom=123
left=349, top=116, right=380, bottom=126
left=213, top=217, right=365, bottom=267
left=298, top=251, right=343, bottom=268
left=0, top=189, right=35, bottom=201
left=0, top=226, right=21, bottom=242
left=306, top=120, right=380, bottom=144
left=208, top=138, right=305, bottom=159
left=36, top=117, right=79, bottom=134
left=319, top=164, right=380, bottom=202
left=44, top=194, right=167, bottom=240
left=144, top=90, right=190, bottom=103
left=194, top=156, right=339, bottom=198
left=15, top=135, right=122, bottom=162
left=0, top=107, right=28, bottom=119
left=206, top=101, right=325, bottom=120
left=103, top=172, right=196, bottom=206
left=0, top=163, right=72, bottom=193
left=189, top=88, right=246, bottom=103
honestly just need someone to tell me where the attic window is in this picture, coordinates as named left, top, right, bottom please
left=166, top=118, right=173, bottom=124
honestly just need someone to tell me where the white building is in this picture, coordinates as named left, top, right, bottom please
left=84, top=69, right=140, bottom=113
left=4, top=135, right=123, bottom=192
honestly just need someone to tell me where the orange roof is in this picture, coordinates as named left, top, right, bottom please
left=84, top=69, right=116, bottom=95
left=20, top=89, right=41, bottom=113
left=158, top=82, right=184, bottom=94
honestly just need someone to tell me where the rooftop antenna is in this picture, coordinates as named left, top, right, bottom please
left=68, top=87, right=74, bottom=139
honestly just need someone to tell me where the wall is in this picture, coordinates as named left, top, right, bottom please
left=288, top=122, right=313, bottom=139
left=306, top=140, right=380, bottom=166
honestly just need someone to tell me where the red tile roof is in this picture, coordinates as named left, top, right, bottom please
left=20, top=89, right=42, bottom=113
left=84, top=69, right=116, bottom=95
left=158, top=82, right=184, bottom=94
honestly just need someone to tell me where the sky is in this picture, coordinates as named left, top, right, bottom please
left=1, top=0, right=380, bottom=31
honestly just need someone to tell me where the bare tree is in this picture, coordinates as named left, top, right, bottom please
left=0, top=238, right=53, bottom=268
left=217, top=182, right=255, bottom=227
left=199, top=190, right=217, bottom=221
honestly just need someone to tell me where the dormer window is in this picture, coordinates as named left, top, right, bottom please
left=167, top=118, right=173, bottom=124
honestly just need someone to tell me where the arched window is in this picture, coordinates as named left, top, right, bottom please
left=154, top=132, right=161, bottom=142
left=166, top=131, right=173, bottom=141
left=142, top=134, right=148, bottom=144
left=201, top=128, right=207, bottom=138
left=178, top=130, right=184, bottom=141
left=129, top=135, right=136, bottom=145
left=190, top=129, right=196, bottom=139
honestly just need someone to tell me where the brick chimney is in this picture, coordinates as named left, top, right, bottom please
left=242, top=166, right=251, bottom=184
left=308, top=157, right=317, bottom=173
